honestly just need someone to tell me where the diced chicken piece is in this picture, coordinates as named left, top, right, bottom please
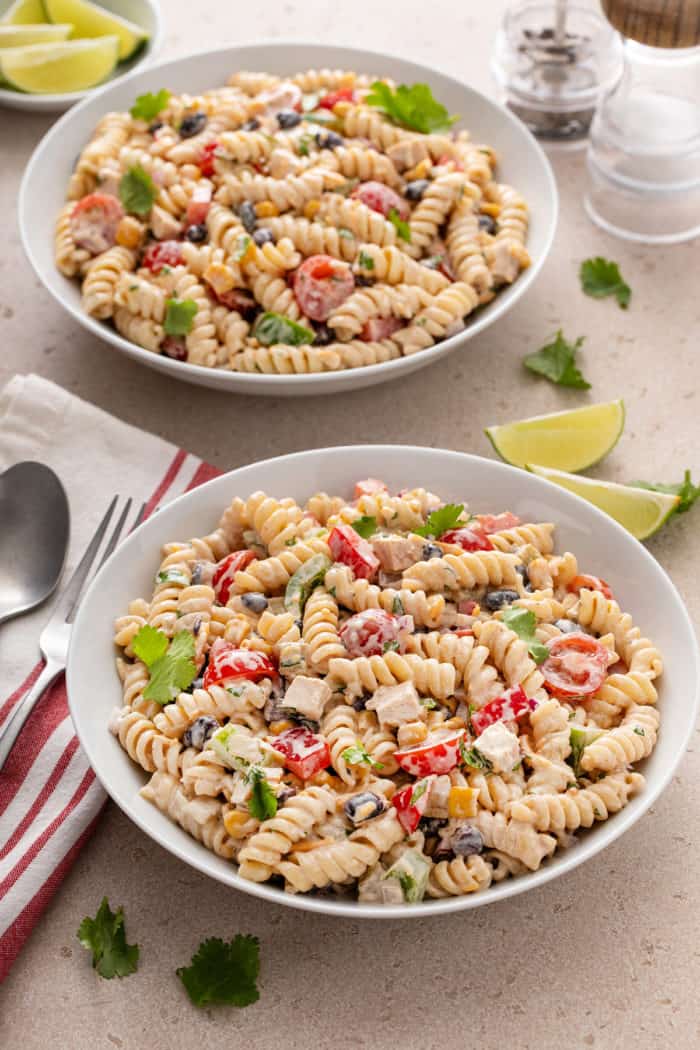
left=485, top=239, right=529, bottom=285
left=371, top=533, right=425, bottom=573
left=282, top=675, right=332, bottom=722
left=423, top=773, right=451, bottom=818
left=366, top=681, right=422, bottom=727
left=358, top=863, right=405, bottom=904
left=150, top=203, right=183, bottom=241
left=387, top=137, right=429, bottom=172
left=474, top=721, right=520, bottom=773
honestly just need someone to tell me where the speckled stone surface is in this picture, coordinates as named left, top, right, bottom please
left=1, top=2, right=699, bottom=1046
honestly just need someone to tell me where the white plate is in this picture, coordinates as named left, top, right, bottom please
left=0, top=0, right=162, bottom=112
left=67, top=446, right=699, bottom=918
left=20, top=42, right=558, bottom=395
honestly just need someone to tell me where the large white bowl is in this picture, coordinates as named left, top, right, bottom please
left=20, top=42, right=558, bottom=396
left=67, top=446, right=699, bottom=918
left=0, top=0, right=162, bottom=113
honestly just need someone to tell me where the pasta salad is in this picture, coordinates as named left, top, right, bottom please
left=110, top=480, right=662, bottom=903
left=56, top=68, right=531, bottom=375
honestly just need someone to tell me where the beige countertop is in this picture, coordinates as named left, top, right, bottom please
left=1, top=2, right=699, bottom=1047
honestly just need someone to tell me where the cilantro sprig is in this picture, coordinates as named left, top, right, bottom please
left=414, top=503, right=464, bottom=539
left=164, top=298, right=198, bottom=337
left=177, top=935, right=260, bottom=1008
left=118, top=165, right=157, bottom=216
left=631, top=470, right=700, bottom=521
left=130, top=89, right=171, bottom=122
left=341, top=741, right=384, bottom=769
left=133, top=624, right=197, bottom=704
left=246, top=767, right=278, bottom=821
left=77, top=898, right=139, bottom=979
left=357, top=249, right=375, bottom=272
left=459, top=739, right=492, bottom=771
left=523, top=330, right=591, bottom=390
left=252, top=312, right=314, bottom=347
left=580, top=257, right=631, bottom=309
left=501, top=607, right=549, bottom=665
left=351, top=515, right=377, bottom=539
left=388, top=208, right=411, bottom=242
left=366, top=81, right=458, bottom=134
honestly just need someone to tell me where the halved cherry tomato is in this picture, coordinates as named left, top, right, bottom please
left=203, top=641, right=276, bottom=690
left=392, top=777, right=433, bottom=833
left=70, top=193, right=124, bottom=254
left=394, top=731, right=464, bottom=777
left=351, top=181, right=409, bottom=221
left=360, top=316, right=404, bottom=342
left=339, top=608, right=413, bottom=658
left=328, top=524, right=379, bottom=580
left=567, top=574, right=614, bottom=601
left=198, top=141, right=219, bottom=177
left=318, top=87, right=355, bottom=109
left=272, top=726, right=331, bottom=780
left=541, top=634, right=609, bottom=699
left=212, top=550, right=256, bottom=605
left=142, top=240, right=184, bottom=274
left=476, top=512, right=521, bottom=534
left=440, top=525, right=493, bottom=551
left=353, top=478, right=387, bottom=499
left=292, top=254, right=355, bottom=322
left=470, top=685, right=536, bottom=735
left=185, top=183, right=212, bottom=226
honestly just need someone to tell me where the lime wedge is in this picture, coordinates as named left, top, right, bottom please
left=485, top=400, right=625, bottom=472
left=0, top=34, right=118, bottom=91
left=0, top=22, right=71, bottom=45
left=527, top=465, right=680, bottom=540
left=43, top=0, right=148, bottom=60
left=0, top=0, right=47, bottom=24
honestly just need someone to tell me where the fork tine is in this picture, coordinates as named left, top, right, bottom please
left=131, top=501, right=147, bottom=532
left=95, top=497, right=133, bottom=574
left=51, top=496, right=118, bottom=625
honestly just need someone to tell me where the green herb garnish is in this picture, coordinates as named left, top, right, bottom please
left=523, top=330, right=591, bottom=390
left=247, top=767, right=278, bottom=821
left=253, top=311, right=314, bottom=347
left=459, top=740, right=492, bottom=771
left=118, top=165, right=156, bottom=216
left=357, top=250, right=375, bottom=271
left=77, top=897, right=139, bottom=979
left=133, top=625, right=197, bottom=704
left=501, top=607, right=549, bottom=664
left=388, top=208, right=411, bottom=242
left=341, top=741, right=383, bottom=769
left=580, top=257, right=631, bottom=309
left=630, top=470, right=700, bottom=521
left=366, top=81, right=458, bottom=134
left=130, top=89, right=170, bottom=121
left=351, top=515, right=377, bottom=539
left=409, top=778, right=429, bottom=805
left=392, top=596, right=404, bottom=615
left=414, top=503, right=464, bottom=539
left=176, top=935, right=260, bottom=1008
left=420, top=697, right=437, bottom=710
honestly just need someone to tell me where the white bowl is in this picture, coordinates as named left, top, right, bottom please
left=67, top=445, right=699, bottom=918
left=0, top=0, right=162, bottom=112
left=20, top=42, right=558, bottom=396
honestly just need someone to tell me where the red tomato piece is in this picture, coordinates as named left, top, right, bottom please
left=567, top=574, right=614, bottom=601
left=292, top=255, right=354, bottom=321
left=351, top=181, right=409, bottom=221
left=70, top=193, right=124, bottom=254
left=211, top=287, right=256, bottom=314
left=272, top=727, right=331, bottom=780
left=470, top=685, right=536, bottom=736
left=328, top=524, right=380, bottom=580
left=454, top=628, right=474, bottom=637
left=318, top=87, right=355, bottom=109
left=142, top=240, right=184, bottom=274
left=392, top=778, right=433, bottom=833
left=203, top=641, right=276, bottom=690
left=353, top=478, right=388, bottom=498
left=185, top=183, right=212, bottom=226
left=541, top=634, right=609, bottom=699
left=440, top=525, right=493, bottom=551
left=339, top=608, right=413, bottom=658
left=212, top=550, right=256, bottom=605
left=394, top=731, right=464, bottom=777
left=198, top=141, right=219, bottom=177
left=360, top=316, right=404, bottom=341
left=476, top=512, right=522, bottom=534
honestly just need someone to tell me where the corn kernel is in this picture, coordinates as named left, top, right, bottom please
left=269, top=719, right=295, bottom=735
left=332, top=100, right=352, bottom=117
left=309, top=770, right=344, bottom=791
left=115, top=216, right=143, bottom=249
left=405, top=158, right=432, bottom=181
left=397, top=721, right=428, bottom=748
left=223, top=809, right=252, bottom=836
left=255, top=200, right=279, bottom=218
left=203, top=262, right=235, bottom=296
left=303, top=199, right=321, bottom=220
left=442, top=716, right=466, bottom=732
left=480, top=202, right=501, bottom=217
left=448, top=786, right=478, bottom=819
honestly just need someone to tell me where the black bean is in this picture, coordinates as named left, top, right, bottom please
left=405, top=179, right=430, bottom=201
left=253, top=227, right=274, bottom=246
left=263, top=695, right=287, bottom=723
left=179, top=111, right=207, bottom=138
left=294, top=716, right=320, bottom=733
left=354, top=274, right=375, bottom=287
left=185, top=223, right=207, bottom=243
left=277, top=109, right=302, bottom=129
left=315, top=130, right=343, bottom=150
left=484, top=588, right=520, bottom=611
left=478, top=213, right=496, bottom=234
left=148, top=120, right=164, bottom=135
left=182, top=715, right=219, bottom=750
left=451, top=824, right=484, bottom=857
left=344, top=791, right=385, bottom=824
left=554, top=618, right=581, bottom=634
left=351, top=695, right=367, bottom=711
left=242, top=117, right=261, bottom=131
left=419, top=817, right=448, bottom=836
left=238, top=201, right=258, bottom=234
left=276, top=785, right=297, bottom=806
left=422, top=542, right=443, bottom=560
left=192, top=616, right=202, bottom=636
left=241, top=591, right=268, bottom=613
left=191, top=562, right=204, bottom=585
left=162, top=337, right=187, bottom=361
left=313, top=323, right=335, bottom=346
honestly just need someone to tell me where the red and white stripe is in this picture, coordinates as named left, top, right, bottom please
left=0, top=449, right=220, bottom=982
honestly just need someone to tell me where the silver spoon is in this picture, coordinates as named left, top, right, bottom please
left=0, top=461, right=70, bottom=626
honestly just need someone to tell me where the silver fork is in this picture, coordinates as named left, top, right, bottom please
left=0, top=496, right=146, bottom=770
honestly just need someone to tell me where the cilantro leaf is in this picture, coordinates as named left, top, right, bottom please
left=130, top=89, right=171, bottom=121
left=630, top=470, right=700, bottom=520
left=523, top=330, right=591, bottom=389
left=357, top=249, right=375, bottom=271
left=459, top=741, right=492, bottom=771
left=388, top=208, right=411, bottom=242
left=77, top=897, right=139, bottom=979
left=118, top=165, right=156, bottom=216
left=247, top=767, right=278, bottom=821
left=176, top=935, right=260, bottom=1008
left=392, top=595, right=404, bottom=615
left=409, top=778, right=429, bottom=805
left=351, top=515, right=377, bottom=539
left=501, top=607, right=549, bottom=664
left=164, top=298, right=198, bottom=336
left=341, top=742, right=383, bottom=769
left=414, top=503, right=465, bottom=538
left=132, top=623, right=168, bottom=666
left=137, top=629, right=197, bottom=704
left=233, top=234, right=253, bottom=261
left=252, top=311, right=314, bottom=347
left=366, top=81, right=458, bottom=134
left=580, top=257, right=631, bottom=309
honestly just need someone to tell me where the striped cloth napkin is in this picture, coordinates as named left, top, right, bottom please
left=0, top=374, right=220, bottom=981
